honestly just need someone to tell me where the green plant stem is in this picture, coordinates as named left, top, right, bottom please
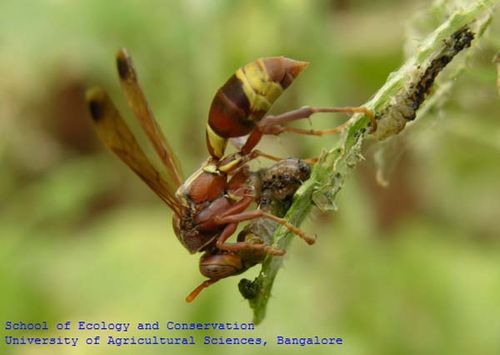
left=246, top=0, right=498, bottom=324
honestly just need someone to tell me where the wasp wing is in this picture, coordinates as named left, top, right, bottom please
left=86, top=87, right=181, bottom=216
left=116, top=48, right=184, bottom=189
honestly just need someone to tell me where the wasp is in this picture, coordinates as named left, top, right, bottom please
left=86, top=49, right=374, bottom=302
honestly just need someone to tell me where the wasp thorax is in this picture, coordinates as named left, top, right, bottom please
left=199, top=253, right=243, bottom=279
left=184, top=170, right=226, bottom=203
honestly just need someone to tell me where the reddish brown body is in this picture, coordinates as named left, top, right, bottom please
left=172, top=164, right=253, bottom=253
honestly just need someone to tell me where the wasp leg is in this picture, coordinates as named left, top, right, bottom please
left=251, top=149, right=318, bottom=168
left=216, top=147, right=278, bottom=175
left=218, top=147, right=304, bottom=177
left=276, top=120, right=353, bottom=136
left=185, top=279, right=219, bottom=303
left=241, top=106, right=375, bottom=154
left=214, top=223, right=285, bottom=255
left=215, top=210, right=315, bottom=245
left=251, top=150, right=284, bottom=162
left=195, top=194, right=254, bottom=232
left=197, top=196, right=286, bottom=255
left=260, top=106, right=376, bottom=133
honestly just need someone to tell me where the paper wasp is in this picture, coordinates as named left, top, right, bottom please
left=86, top=49, right=374, bottom=302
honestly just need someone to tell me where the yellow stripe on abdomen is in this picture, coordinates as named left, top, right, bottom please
left=236, top=61, right=283, bottom=117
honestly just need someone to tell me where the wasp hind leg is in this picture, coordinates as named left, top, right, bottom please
left=240, top=106, right=376, bottom=155
left=261, top=106, right=376, bottom=134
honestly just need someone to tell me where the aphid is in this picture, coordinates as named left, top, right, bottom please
left=86, top=49, right=372, bottom=302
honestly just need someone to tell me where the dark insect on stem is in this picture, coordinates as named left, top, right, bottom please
left=375, top=26, right=475, bottom=140
left=409, top=28, right=474, bottom=114
left=237, top=159, right=311, bottom=300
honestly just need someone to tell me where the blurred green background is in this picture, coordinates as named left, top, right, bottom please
left=1, top=0, right=499, bottom=354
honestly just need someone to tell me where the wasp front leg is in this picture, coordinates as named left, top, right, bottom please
left=210, top=191, right=287, bottom=256
left=215, top=210, right=315, bottom=246
left=214, top=222, right=286, bottom=256
left=212, top=171, right=315, bottom=247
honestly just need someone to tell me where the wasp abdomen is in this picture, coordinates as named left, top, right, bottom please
left=207, top=57, right=308, bottom=159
